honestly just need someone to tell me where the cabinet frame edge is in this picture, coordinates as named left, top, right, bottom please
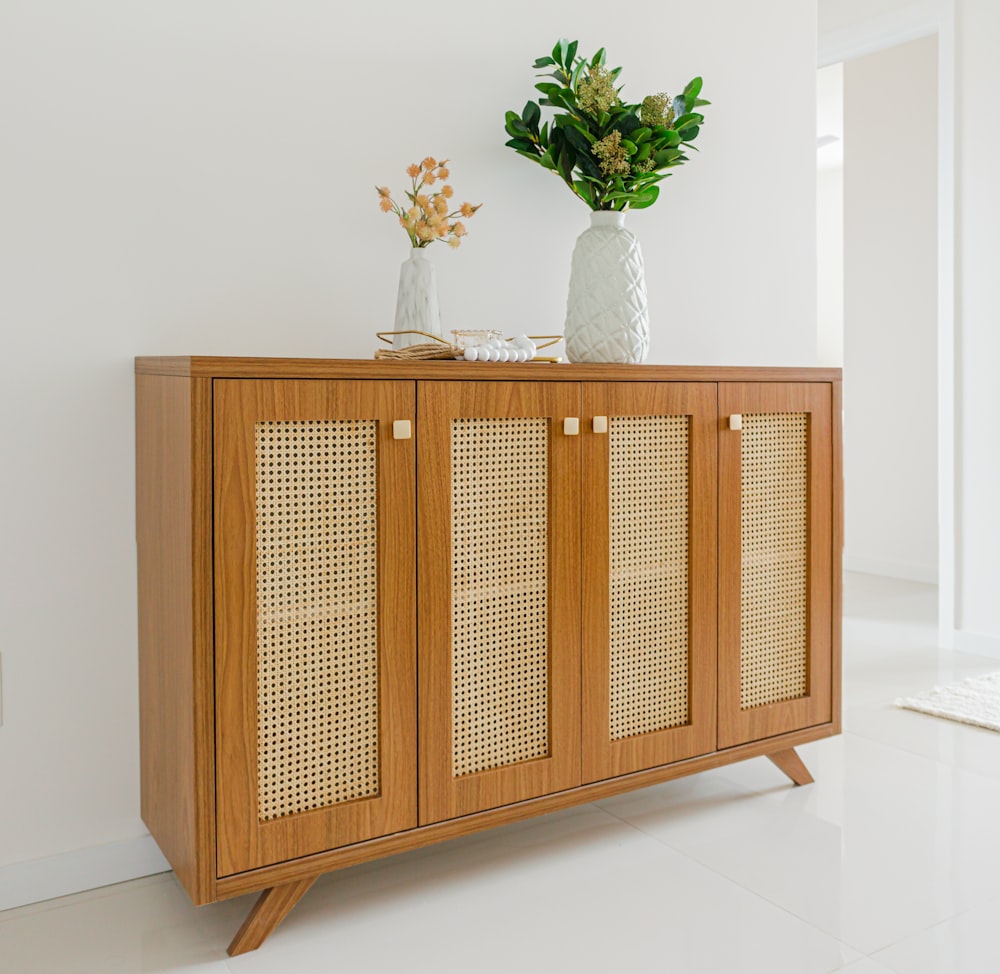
left=136, top=372, right=217, bottom=904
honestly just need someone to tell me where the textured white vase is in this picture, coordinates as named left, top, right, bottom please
left=564, top=210, right=649, bottom=363
left=393, top=248, right=441, bottom=349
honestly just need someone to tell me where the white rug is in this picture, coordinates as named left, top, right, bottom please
left=896, top=672, right=1000, bottom=732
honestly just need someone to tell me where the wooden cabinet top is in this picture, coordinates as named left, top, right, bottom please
left=135, top=357, right=841, bottom=383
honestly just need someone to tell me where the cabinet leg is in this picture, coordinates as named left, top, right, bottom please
left=227, top=877, right=317, bottom=956
left=767, top=748, right=814, bottom=786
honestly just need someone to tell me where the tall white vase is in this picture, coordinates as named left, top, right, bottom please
left=393, top=248, right=441, bottom=349
left=564, top=210, right=649, bottom=363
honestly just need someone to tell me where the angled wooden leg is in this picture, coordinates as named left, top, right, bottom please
left=228, top=877, right=317, bottom=956
left=767, top=747, right=814, bottom=786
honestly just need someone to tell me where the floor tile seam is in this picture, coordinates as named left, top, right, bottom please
left=865, top=893, right=1000, bottom=967
left=595, top=801, right=864, bottom=956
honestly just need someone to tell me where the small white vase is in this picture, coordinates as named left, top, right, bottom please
left=564, top=210, right=650, bottom=363
left=393, top=248, right=441, bottom=349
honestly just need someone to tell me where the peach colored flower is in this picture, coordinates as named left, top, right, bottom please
left=422, top=157, right=437, bottom=170
left=448, top=237, right=461, bottom=248
left=377, top=186, right=391, bottom=197
left=453, top=222, right=467, bottom=237
left=422, top=171, right=436, bottom=186
left=379, top=197, right=393, bottom=212
left=460, top=202, right=475, bottom=218
left=416, top=194, right=430, bottom=208
left=440, top=184, right=454, bottom=198
left=406, top=163, right=421, bottom=178
left=437, top=167, right=450, bottom=179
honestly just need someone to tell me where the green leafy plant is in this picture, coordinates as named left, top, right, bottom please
left=504, top=39, right=709, bottom=211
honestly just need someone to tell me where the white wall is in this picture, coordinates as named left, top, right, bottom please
left=819, top=0, right=939, bottom=65
left=816, top=168, right=844, bottom=368
left=956, top=0, right=1000, bottom=645
left=817, top=62, right=844, bottom=368
left=0, top=0, right=818, bottom=903
left=843, top=37, right=938, bottom=584
left=820, top=0, right=936, bottom=35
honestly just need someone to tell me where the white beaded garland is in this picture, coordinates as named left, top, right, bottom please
left=453, top=334, right=539, bottom=363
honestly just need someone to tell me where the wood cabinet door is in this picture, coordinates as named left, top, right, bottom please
left=580, top=383, right=718, bottom=782
left=718, top=383, right=834, bottom=748
left=214, top=379, right=417, bottom=876
left=417, top=381, right=581, bottom=824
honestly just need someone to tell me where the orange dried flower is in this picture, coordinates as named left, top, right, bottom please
left=378, top=158, right=480, bottom=249
left=448, top=237, right=461, bottom=248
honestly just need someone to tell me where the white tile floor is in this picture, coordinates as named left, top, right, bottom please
left=3, top=573, right=1000, bottom=973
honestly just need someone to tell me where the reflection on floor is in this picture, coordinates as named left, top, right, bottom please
left=3, top=573, right=999, bottom=974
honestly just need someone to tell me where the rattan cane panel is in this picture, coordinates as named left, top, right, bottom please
left=254, top=420, right=379, bottom=822
left=740, top=412, right=808, bottom=710
left=608, top=416, right=690, bottom=740
left=451, top=418, right=550, bottom=777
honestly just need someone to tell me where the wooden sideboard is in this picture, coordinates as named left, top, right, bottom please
left=135, top=357, right=842, bottom=954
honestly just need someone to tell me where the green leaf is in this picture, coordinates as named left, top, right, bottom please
left=679, top=125, right=701, bottom=142
left=556, top=115, right=597, bottom=141
left=672, top=95, right=686, bottom=118
left=566, top=39, right=578, bottom=67
left=629, top=186, right=660, bottom=209
left=591, top=46, right=606, bottom=68
left=674, top=113, right=704, bottom=128
left=523, top=100, right=541, bottom=131
left=532, top=56, right=556, bottom=68
left=618, top=114, right=642, bottom=137
left=653, top=147, right=682, bottom=167
left=562, top=125, right=593, bottom=156
left=573, top=179, right=595, bottom=207
left=534, top=82, right=562, bottom=97
left=505, top=137, right=537, bottom=153
left=504, top=112, right=529, bottom=138
left=556, top=144, right=576, bottom=183
left=635, top=142, right=652, bottom=163
left=631, top=127, right=652, bottom=143
left=683, top=77, right=703, bottom=103
left=621, top=138, right=638, bottom=155
left=539, top=146, right=557, bottom=170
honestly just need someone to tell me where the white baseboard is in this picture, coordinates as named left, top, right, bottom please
left=0, top=835, right=169, bottom=913
left=819, top=0, right=939, bottom=66
left=844, top=553, right=938, bottom=585
left=954, top=630, right=1000, bottom=662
